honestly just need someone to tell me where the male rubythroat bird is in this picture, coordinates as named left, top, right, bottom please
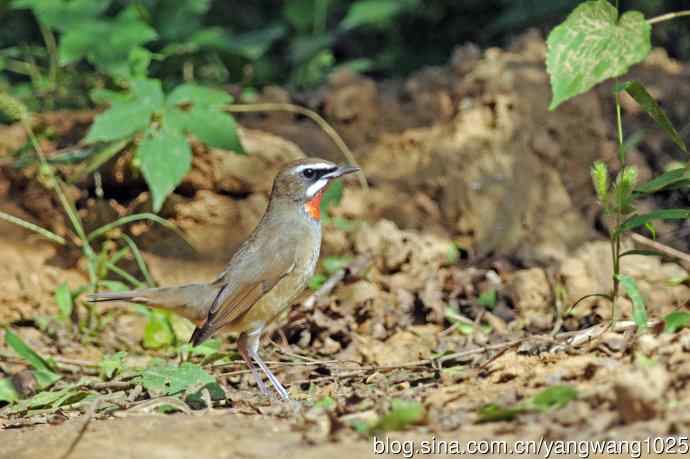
left=88, top=158, right=359, bottom=401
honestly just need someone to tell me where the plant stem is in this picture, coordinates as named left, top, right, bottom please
left=648, top=10, right=690, bottom=25
left=224, top=103, right=368, bottom=191
left=37, top=20, right=58, bottom=89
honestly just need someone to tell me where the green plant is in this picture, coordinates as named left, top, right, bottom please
left=548, top=0, right=690, bottom=327
left=86, top=79, right=244, bottom=211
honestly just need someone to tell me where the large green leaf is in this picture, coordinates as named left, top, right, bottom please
left=165, top=108, right=244, bottom=153
left=153, top=0, right=211, bottom=42
left=546, top=0, right=651, bottom=110
left=616, top=81, right=688, bottom=154
left=617, top=209, right=690, bottom=235
left=137, top=128, right=192, bottom=212
left=141, top=361, right=216, bottom=397
left=85, top=100, right=153, bottom=143
left=616, top=274, right=647, bottom=330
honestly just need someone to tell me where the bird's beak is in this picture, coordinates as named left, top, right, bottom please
left=325, top=164, right=360, bottom=180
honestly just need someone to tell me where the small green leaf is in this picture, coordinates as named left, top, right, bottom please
left=322, top=256, right=352, bottom=274
left=142, top=310, right=176, bottom=349
left=321, top=179, right=343, bottom=216
left=372, top=399, right=424, bottom=432
left=141, top=360, right=216, bottom=397
left=308, top=274, right=327, bottom=290
left=99, top=351, right=127, bottom=380
left=137, top=127, right=192, bottom=212
left=188, top=338, right=221, bottom=357
left=546, top=0, right=651, bottom=110
left=619, top=249, right=664, bottom=258
left=616, top=274, right=647, bottom=330
left=531, top=385, right=578, bottom=411
left=477, top=403, right=525, bottom=422
left=0, top=378, right=19, bottom=403
left=478, top=289, right=497, bottom=308
left=314, top=395, right=337, bottom=411
left=616, top=81, right=687, bottom=154
left=635, top=167, right=690, bottom=194
left=54, top=282, right=73, bottom=321
left=617, top=209, right=690, bottom=235
left=225, top=25, right=287, bottom=60
left=663, top=311, right=690, bottom=333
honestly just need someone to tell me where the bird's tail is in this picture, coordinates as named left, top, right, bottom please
left=86, top=284, right=218, bottom=323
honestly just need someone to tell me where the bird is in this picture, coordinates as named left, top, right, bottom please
left=88, top=158, right=360, bottom=401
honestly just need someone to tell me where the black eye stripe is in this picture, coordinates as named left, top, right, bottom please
left=302, top=166, right=337, bottom=179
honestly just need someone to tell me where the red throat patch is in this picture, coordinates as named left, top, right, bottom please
left=304, top=190, right=324, bottom=220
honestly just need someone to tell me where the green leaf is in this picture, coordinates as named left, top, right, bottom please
left=308, top=274, right=327, bottom=290
left=2, top=386, right=89, bottom=414
left=617, top=209, right=690, bottom=235
left=663, top=311, right=690, bottom=333
left=546, top=0, right=651, bottom=110
left=616, top=274, right=647, bottom=330
left=322, top=256, right=352, bottom=274
left=153, top=0, right=212, bottom=42
left=137, top=128, right=192, bottom=212
left=142, top=310, right=176, bottom=349
left=478, top=289, right=497, bottom=308
left=321, top=179, right=343, bottom=216
left=85, top=101, right=154, bottom=143
left=616, top=81, right=688, bottom=154
left=373, top=399, right=424, bottom=432
left=340, top=0, right=417, bottom=30
left=4, top=329, right=54, bottom=374
left=0, top=378, right=19, bottom=403
left=530, top=385, right=578, bottom=411
left=177, top=109, right=244, bottom=153
left=166, top=84, right=233, bottom=109
left=12, top=0, right=110, bottom=32
left=635, top=167, right=690, bottom=194
left=477, top=403, right=526, bottom=422
left=4, top=329, right=61, bottom=389
left=141, top=361, right=216, bottom=397
left=99, top=351, right=126, bottom=380
left=54, top=282, right=73, bottom=321
left=226, top=25, right=287, bottom=60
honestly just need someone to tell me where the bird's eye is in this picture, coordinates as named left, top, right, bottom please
left=302, top=168, right=315, bottom=179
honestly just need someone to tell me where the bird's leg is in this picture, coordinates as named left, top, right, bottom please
left=237, top=331, right=270, bottom=397
left=245, top=328, right=291, bottom=402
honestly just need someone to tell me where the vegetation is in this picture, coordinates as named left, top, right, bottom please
left=0, top=0, right=689, bottom=453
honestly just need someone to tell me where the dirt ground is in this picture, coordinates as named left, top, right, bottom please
left=1, top=32, right=689, bottom=458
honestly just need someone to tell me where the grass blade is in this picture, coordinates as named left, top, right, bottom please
left=635, top=167, right=690, bottom=194
left=616, top=80, right=688, bottom=154
left=0, top=210, right=66, bottom=245
left=87, top=213, right=195, bottom=250
left=617, top=209, right=690, bottom=235
left=121, top=234, right=156, bottom=287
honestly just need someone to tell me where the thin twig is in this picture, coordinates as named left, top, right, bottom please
left=630, top=232, right=690, bottom=270
left=58, top=397, right=101, bottom=459
left=302, top=255, right=371, bottom=310
left=647, top=10, right=690, bottom=25
left=224, top=103, right=368, bottom=191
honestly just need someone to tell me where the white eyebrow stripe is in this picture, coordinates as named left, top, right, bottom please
left=293, top=163, right=335, bottom=173
left=306, top=178, right=329, bottom=198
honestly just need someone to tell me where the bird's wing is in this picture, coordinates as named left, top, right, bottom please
left=190, top=241, right=295, bottom=345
